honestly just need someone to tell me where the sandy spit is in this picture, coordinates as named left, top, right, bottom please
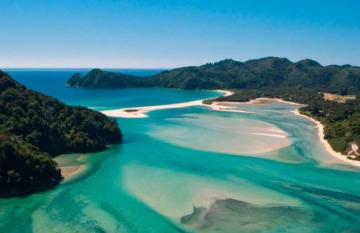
left=101, top=90, right=236, bottom=118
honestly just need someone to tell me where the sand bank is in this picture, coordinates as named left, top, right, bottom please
left=220, top=98, right=360, bottom=167
left=204, top=97, right=300, bottom=114
left=292, top=109, right=360, bottom=167
left=102, top=100, right=204, bottom=118
left=102, top=89, right=359, bottom=166
left=216, top=90, right=233, bottom=97
left=59, top=165, right=86, bottom=181
left=210, top=98, right=360, bottom=166
left=244, top=97, right=302, bottom=106
left=208, top=101, right=254, bottom=113
left=252, top=133, right=288, bottom=138
left=149, top=114, right=291, bottom=156
left=102, top=90, right=236, bottom=118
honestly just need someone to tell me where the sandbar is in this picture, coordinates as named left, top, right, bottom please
left=101, top=90, right=235, bottom=118
left=59, top=165, right=86, bottom=181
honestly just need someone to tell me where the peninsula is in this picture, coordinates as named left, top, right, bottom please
left=0, top=71, right=122, bottom=197
left=67, top=57, right=360, bottom=161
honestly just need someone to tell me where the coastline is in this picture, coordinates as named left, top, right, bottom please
left=245, top=97, right=302, bottom=106
left=237, top=97, right=360, bottom=167
left=102, top=90, right=359, bottom=167
left=292, top=109, right=360, bottom=167
left=59, top=165, right=86, bottom=181
left=55, top=154, right=89, bottom=182
left=207, top=101, right=254, bottom=113
left=101, top=90, right=234, bottom=118
left=102, top=100, right=203, bottom=118
left=214, top=99, right=360, bottom=167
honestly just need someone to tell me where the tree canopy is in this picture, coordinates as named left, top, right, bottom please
left=0, top=71, right=122, bottom=196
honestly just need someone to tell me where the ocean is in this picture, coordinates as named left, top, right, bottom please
left=1, top=69, right=359, bottom=233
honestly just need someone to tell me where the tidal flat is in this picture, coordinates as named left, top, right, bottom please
left=1, top=70, right=359, bottom=233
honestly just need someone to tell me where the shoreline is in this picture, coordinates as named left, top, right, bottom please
left=207, top=101, right=255, bottom=113
left=59, top=165, right=86, bottom=182
left=239, top=97, right=359, bottom=167
left=101, top=90, right=234, bottom=118
left=102, top=90, right=359, bottom=167
left=292, top=109, right=360, bottom=167
left=102, top=100, right=204, bottom=118
left=245, top=97, right=302, bottom=106
left=55, top=154, right=89, bottom=182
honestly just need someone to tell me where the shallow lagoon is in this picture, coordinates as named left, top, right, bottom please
left=1, top=70, right=360, bottom=233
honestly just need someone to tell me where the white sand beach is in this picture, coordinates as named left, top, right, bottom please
left=225, top=98, right=360, bottom=167
left=244, top=97, right=302, bottom=106
left=102, top=99, right=204, bottom=118
left=240, top=97, right=360, bottom=167
left=204, top=96, right=301, bottom=114
left=206, top=97, right=300, bottom=114
left=102, top=90, right=359, bottom=167
left=292, top=109, right=360, bottom=167
left=55, top=153, right=89, bottom=182
left=208, top=101, right=254, bottom=113
left=102, top=90, right=235, bottom=118
left=59, top=165, right=86, bottom=181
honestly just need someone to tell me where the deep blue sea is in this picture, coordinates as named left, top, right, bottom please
left=5, top=69, right=218, bottom=110
left=1, top=69, right=360, bottom=233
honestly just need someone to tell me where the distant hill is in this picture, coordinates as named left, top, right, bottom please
left=67, top=57, right=360, bottom=95
left=68, top=69, right=145, bottom=88
left=0, top=71, right=122, bottom=197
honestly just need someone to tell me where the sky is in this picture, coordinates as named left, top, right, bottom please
left=0, top=0, right=359, bottom=68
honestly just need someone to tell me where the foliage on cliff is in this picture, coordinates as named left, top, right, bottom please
left=0, top=71, right=122, bottom=196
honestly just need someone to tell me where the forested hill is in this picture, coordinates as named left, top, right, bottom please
left=0, top=71, right=122, bottom=197
left=68, top=68, right=145, bottom=88
left=67, top=57, right=360, bottom=95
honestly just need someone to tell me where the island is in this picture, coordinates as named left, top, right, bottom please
left=0, top=71, right=123, bottom=197
left=67, top=57, right=360, bottom=161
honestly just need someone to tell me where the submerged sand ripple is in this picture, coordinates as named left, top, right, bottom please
left=149, top=114, right=292, bottom=156
left=181, top=198, right=314, bottom=233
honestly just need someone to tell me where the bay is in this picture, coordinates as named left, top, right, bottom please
left=1, top=70, right=359, bottom=233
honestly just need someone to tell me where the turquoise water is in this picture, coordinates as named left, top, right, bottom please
left=1, top=70, right=360, bottom=233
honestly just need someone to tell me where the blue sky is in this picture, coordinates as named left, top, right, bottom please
left=1, top=0, right=359, bottom=68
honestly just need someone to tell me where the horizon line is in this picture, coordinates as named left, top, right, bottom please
left=1, top=56, right=360, bottom=70
left=1, top=67, right=173, bottom=70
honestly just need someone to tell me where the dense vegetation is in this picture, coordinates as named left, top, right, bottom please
left=68, top=57, right=360, bottom=94
left=68, top=69, right=145, bottom=88
left=0, top=134, right=61, bottom=196
left=67, top=57, right=360, bottom=160
left=0, top=71, right=122, bottom=196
